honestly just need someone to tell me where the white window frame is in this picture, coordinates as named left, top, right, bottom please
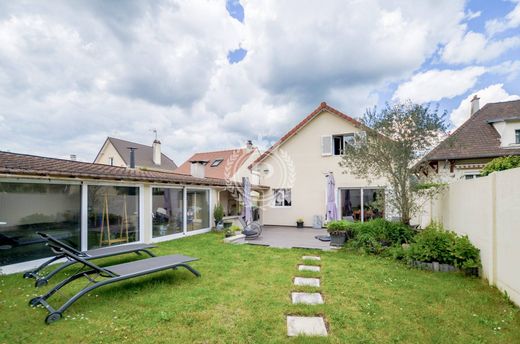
left=149, top=185, right=186, bottom=243
left=273, top=188, right=292, bottom=208
left=337, top=186, right=385, bottom=222
left=185, top=186, right=212, bottom=236
left=0, top=178, right=83, bottom=272
left=84, top=181, right=145, bottom=249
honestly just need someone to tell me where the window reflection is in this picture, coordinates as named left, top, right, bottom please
left=0, top=182, right=81, bottom=266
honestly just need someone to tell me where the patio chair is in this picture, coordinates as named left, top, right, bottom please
left=23, top=232, right=157, bottom=288
left=238, top=217, right=262, bottom=239
left=28, top=235, right=201, bottom=324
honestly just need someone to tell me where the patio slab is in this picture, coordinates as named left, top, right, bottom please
left=291, top=292, right=324, bottom=305
left=298, top=265, right=320, bottom=272
left=302, top=255, right=321, bottom=261
left=287, top=316, right=328, bottom=337
left=236, top=226, right=334, bottom=250
left=294, top=277, right=320, bottom=287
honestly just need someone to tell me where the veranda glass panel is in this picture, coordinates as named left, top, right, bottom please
left=152, top=188, right=184, bottom=237
left=186, top=189, right=209, bottom=231
left=88, top=185, right=139, bottom=249
left=0, top=182, right=81, bottom=266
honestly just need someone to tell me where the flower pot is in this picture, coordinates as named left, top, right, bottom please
left=330, top=232, right=346, bottom=247
left=296, top=221, right=304, bottom=228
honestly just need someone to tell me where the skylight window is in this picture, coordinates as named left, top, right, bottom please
left=211, top=159, right=224, bottom=167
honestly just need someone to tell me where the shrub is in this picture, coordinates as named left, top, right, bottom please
left=407, top=222, right=481, bottom=269
left=347, top=218, right=414, bottom=254
left=326, top=220, right=357, bottom=237
left=481, top=155, right=520, bottom=176
left=407, top=226, right=456, bottom=264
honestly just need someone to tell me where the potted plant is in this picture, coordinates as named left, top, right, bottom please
left=327, top=220, right=349, bottom=246
left=213, top=204, right=224, bottom=230
left=296, top=218, right=304, bottom=228
left=224, top=224, right=241, bottom=238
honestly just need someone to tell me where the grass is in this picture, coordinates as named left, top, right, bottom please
left=0, top=232, right=519, bottom=343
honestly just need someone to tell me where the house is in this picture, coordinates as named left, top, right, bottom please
left=94, top=137, right=177, bottom=171
left=0, top=150, right=266, bottom=273
left=175, top=141, right=261, bottom=218
left=250, top=102, right=387, bottom=227
left=419, top=97, right=520, bottom=181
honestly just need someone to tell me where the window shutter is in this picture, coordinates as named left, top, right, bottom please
left=321, top=135, right=332, bottom=156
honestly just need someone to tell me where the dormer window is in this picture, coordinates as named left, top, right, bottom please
left=211, top=159, right=223, bottom=167
left=516, top=129, right=520, bottom=144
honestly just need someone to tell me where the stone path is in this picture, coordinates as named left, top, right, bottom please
left=291, top=292, right=324, bottom=305
left=298, top=264, right=320, bottom=272
left=287, top=255, right=328, bottom=337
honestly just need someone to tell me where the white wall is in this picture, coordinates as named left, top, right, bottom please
left=95, top=142, right=127, bottom=167
left=424, top=167, right=520, bottom=306
left=257, top=110, right=386, bottom=226
left=492, top=120, right=520, bottom=147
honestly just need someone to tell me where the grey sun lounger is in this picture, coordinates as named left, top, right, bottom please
left=23, top=232, right=157, bottom=287
left=29, top=236, right=201, bottom=324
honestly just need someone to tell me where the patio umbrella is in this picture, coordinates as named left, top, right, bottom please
left=326, top=173, right=338, bottom=221
left=242, top=177, right=253, bottom=224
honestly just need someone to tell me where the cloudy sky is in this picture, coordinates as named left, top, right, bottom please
left=0, top=0, right=519, bottom=164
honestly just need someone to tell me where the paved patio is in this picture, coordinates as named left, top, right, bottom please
left=237, top=226, right=334, bottom=250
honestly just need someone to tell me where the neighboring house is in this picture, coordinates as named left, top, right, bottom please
left=175, top=141, right=261, bottom=218
left=94, top=137, right=177, bottom=171
left=419, top=97, right=520, bottom=181
left=250, top=102, right=387, bottom=227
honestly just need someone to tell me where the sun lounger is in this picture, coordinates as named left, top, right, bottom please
left=23, top=232, right=156, bottom=287
left=28, top=236, right=201, bottom=324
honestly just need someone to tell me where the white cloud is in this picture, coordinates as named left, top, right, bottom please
left=392, top=66, right=487, bottom=103
left=486, top=0, right=520, bottom=35
left=441, top=30, right=520, bottom=64
left=450, top=84, right=520, bottom=128
left=0, top=0, right=480, bottom=163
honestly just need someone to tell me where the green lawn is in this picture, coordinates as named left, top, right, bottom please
left=1, top=232, right=519, bottom=343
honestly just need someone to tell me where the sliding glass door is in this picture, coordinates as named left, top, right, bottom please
left=152, top=187, right=183, bottom=238
left=187, top=189, right=210, bottom=232
left=339, top=188, right=384, bottom=222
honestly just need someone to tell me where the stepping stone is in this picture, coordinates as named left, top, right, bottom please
left=294, top=277, right=320, bottom=287
left=287, top=316, right=327, bottom=337
left=299, top=265, right=320, bottom=272
left=302, top=256, right=321, bottom=261
left=291, top=292, right=324, bottom=305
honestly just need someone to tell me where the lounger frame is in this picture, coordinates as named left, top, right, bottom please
left=23, top=233, right=156, bottom=287
left=29, top=238, right=200, bottom=324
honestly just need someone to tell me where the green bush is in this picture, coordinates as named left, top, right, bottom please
left=407, top=223, right=480, bottom=269
left=326, top=220, right=357, bottom=236
left=347, top=218, right=414, bottom=254
left=407, top=226, right=456, bottom=264
left=481, top=155, right=520, bottom=176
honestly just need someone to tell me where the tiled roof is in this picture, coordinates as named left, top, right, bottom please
left=423, top=100, right=520, bottom=161
left=96, top=137, right=177, bottom=170
left=0, top=151, right=233, bottom=187
left=175, top=148, right=256, bottom=180
left=250, top=102, right=364, bottom=167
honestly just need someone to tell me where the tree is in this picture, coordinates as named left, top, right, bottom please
left=340, top=101, right=447, bottom=224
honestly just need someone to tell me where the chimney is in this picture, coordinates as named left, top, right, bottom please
left=70, top=154, right=77, bottom=161
left=127, top=147, right=137, bottom=168
left=246, top=140, right=253, bottom=151
left=190, top=161, right=206, bottom=178
left=152, top=139, right=161, bottom=165
left=470, top=95, right=480, bottom=116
